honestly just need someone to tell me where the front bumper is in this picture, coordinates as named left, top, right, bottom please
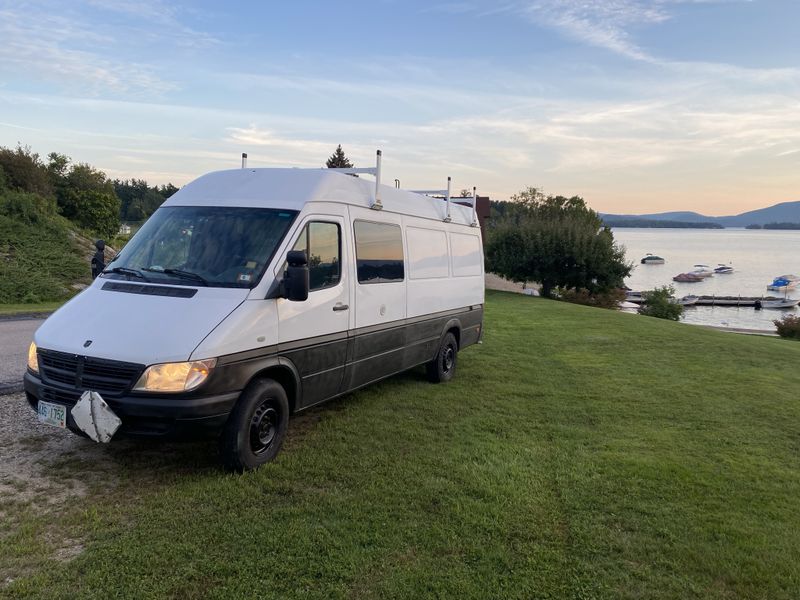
left=24, top=372, right=239, bottom=439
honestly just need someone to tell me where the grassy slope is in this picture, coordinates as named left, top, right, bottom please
left=5, top=291, right=800, bottom=598
left=0, top=210, right=90, bottom=303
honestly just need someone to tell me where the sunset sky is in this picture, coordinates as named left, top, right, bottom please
left=1, top=0, right=798, bottom=215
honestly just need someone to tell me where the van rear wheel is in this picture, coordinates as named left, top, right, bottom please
left=426, top=332, right=458, bottom=383
left=220, top=378, right=289, bottom=472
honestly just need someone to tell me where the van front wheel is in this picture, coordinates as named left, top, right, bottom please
left=220, top=378, right=289, bottom=472
left=426, top=332, right=458, bottom=383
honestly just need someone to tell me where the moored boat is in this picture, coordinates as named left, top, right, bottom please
left=640, top=254, right=665, bottom=265
left=678, top=295, right=699, bottom=305
left=691, top=264, right=714, bottom=278
left=714, top=264, right=734, bottom=274
left=767, top=274, right=800, bottom=291
left=760, top=298, right=800, bottom=309
left=673, top=272, right=704, bottom=283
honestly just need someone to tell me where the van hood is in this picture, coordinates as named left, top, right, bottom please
left=34, top=282, right=249, bottom=365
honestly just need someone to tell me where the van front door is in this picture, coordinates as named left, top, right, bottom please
left=277, top=214, right=350, bottom=408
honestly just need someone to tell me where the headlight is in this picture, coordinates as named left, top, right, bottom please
left=133, top=358, right=217, bottom=393
left=27, top=342, right=39, bottom=374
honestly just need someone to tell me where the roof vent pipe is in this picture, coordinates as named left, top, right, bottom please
left=444, top=177, right=452, bottom=222
left=471, top=186, right=478, bottom=227
left=241, top=153, right=248, bottom=168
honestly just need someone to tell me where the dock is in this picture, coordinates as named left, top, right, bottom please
left=626, top=294, right=785, bottom=307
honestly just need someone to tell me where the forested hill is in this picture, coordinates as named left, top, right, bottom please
left=601, top=218, right=723, bottom=229
left=0, top=145, right=178, bottom=237
left=600, top=200, right=800, bottom=228
left=0, top=145, right=179, bottom=303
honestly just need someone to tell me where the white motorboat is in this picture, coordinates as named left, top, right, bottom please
left=714, top=264, right=734, bottom=274
left=691, top=264, right=714, bottom=278
left=760, top=298, right=800, bottom=309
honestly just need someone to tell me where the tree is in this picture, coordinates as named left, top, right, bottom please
left=58, top=163, right=120, bottom=236
left=46, top=152, right=71, bottom=181
left=160, top=183, right=179, bottom=199
left=639, top=286, right=683, bottom=321
left=486, top=188, right=631, bottom=298
left=0, top=145, right=54, bottom=198
left=60, top=189, right=120, bottom=238
left=114, top=178, right=174, bottom=221
left=326, top=145, right=353, bottom=169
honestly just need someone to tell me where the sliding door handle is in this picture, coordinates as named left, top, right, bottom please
left=332, top=303, right=349, bottom=312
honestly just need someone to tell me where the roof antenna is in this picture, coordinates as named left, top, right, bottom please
left=471, top=186, right=478, bottom=227
left=443, top=177, right=452, bottom=223
left=372, top=150, right=383, bottom=210
left=241, top=153, right=247, bottom=169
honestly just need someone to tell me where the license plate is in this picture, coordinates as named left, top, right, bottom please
left=37, top=400, right=67, bottom=429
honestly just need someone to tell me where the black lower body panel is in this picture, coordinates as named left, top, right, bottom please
left=23, top=372, right=238, bottom=439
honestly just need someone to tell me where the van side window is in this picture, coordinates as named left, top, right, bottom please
left=354, top=221, right=404, bottom=283
left=291, top=222, right=341, bottom=291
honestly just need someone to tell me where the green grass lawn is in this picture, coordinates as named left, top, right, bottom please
left=0, top=301, right=64, bottom=317
left=4, top=290, right=800, bottom=598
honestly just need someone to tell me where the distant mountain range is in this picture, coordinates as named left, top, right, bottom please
left=601, top=200, right=800, bottom=228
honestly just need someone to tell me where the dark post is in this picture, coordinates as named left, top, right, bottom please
left=91, top=240, right=106, bottom=279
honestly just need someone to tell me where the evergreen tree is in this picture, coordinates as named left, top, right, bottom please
left=326, top=145, right=353, bottom=169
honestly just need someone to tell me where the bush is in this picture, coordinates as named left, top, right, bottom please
left=774, top=314, right=800, bottom=340
left=639, top=285, right=683, bottom=321
left=559, top=287, right=626, bottom=309
left=0, top=190, right=58, bottom=224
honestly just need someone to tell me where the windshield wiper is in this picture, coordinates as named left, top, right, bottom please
left=102, top=267, right=149, bottom=281
left=143, top=267, right=208, bottom=286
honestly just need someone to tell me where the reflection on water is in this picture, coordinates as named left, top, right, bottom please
left=613, top=228, right=800, bottom=332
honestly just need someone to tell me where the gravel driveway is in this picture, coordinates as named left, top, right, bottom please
left=0, top=318, right=43, bottom=393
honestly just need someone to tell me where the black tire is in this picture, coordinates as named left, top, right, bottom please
left=426, top=332, right=458, bottom=383
left=220, top=378, right=289, bottom=472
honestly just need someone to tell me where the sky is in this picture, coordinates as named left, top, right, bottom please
left=0, top=0, right=798, bottom=216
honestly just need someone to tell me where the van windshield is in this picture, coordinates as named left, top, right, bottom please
left=106, top=206, right=297, bottom=288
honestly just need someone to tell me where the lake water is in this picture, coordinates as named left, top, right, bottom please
left=613, top=228, right=800, bottom=332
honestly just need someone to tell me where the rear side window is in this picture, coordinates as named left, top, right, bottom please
left=354, top=221, right=404, bottom=283
left=290, top=221, right=341, bottom=291
left=450, top=232, right=482, bottom=277
left=407, top=226, right=448, bottom=279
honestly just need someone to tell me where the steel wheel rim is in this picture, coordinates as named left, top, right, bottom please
left=442, top=345, right=455, bottom=373
left=250, top=400, right=279, bottom=455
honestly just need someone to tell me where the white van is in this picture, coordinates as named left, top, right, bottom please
left=24, top=154, right=484, bottom=470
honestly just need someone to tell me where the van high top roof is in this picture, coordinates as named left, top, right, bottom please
left=165, top=159, right=478, bottom=228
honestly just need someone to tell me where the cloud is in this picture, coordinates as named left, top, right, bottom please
left=0, top=6, right=177, bottom=95
left=84, top=0, right=220, bottom=48
left=432, top=0, right=756, bottom=64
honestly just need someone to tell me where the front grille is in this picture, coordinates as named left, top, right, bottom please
left=39, top=387, right=82, bottom=406
left=38, top=349, right=144, bottom=397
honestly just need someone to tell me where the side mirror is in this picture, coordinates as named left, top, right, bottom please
left=284, top=250, right=309, bottom=301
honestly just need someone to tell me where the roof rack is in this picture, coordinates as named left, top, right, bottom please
left=411, top=179, right=479, bottom=227
left=244, top=149, right=480, bottom=224
left=326, top=150, right=384, bottom=210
